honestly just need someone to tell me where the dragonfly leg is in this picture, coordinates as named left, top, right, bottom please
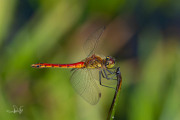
left=102, top=69, right=117, bottom=80
left=99, top=71, right=116, bottom=90
left=101, top=70, right=116, bottom=80
left=101, top=70, right=106, bottom=78
left=101, top=70, right=115, bottom=80
left=106, top=69, right=114, bottom=74
left=106, top=68, right=116, bottom=75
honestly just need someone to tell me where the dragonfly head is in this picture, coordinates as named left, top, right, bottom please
left=105, top=56, right=115, bottom=68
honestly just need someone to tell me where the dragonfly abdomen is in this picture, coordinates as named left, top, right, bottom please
left=58, top=62, right=85, bottom=68
left=31, top=62, right=85, bottom=68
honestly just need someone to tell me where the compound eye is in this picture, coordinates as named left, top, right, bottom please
left=106, top=56, right=110, bottom=61
left=105, top=62, right=109, bottom=68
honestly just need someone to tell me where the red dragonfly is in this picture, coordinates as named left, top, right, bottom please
left=32, top=26, right=117, bottom=105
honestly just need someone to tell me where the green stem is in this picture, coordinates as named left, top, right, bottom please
left=107, top=68, right=122, bottom=120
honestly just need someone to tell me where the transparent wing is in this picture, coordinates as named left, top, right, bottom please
left=83, top=26, right=106, bottom=57
left=70, top=68, right=101, bottom=105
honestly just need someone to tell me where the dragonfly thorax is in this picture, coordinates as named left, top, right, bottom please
left=84, top=55, right=104, bottom=68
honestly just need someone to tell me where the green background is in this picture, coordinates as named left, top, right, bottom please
left=0, top=0, right=179, bottom=120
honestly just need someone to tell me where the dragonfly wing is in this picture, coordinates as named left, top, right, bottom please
left=70, top=68, right=101, bottom=105
left=83, top=26, right=106, bottom=57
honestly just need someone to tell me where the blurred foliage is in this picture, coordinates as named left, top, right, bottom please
left=0, top=0, right=180, bottom=120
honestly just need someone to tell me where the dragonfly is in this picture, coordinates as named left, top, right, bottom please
left=32, top=26, right=118, bottom=105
